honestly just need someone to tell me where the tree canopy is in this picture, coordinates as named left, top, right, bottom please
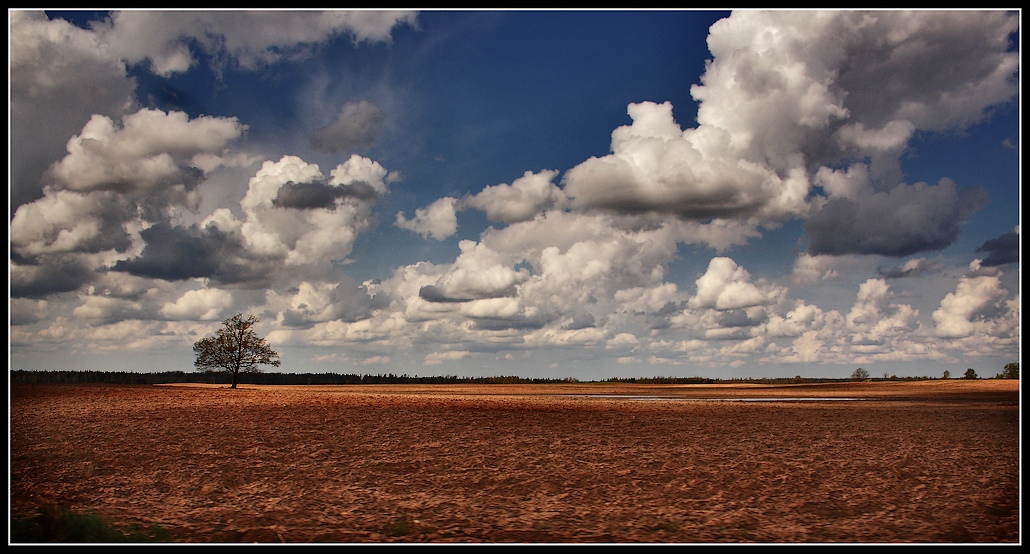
left=193, top=314, right=280, bottom=388
left=997, top=362, right=1018, bottom=379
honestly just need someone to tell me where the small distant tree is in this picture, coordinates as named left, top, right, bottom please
left=963, top=368, right=978, bottom=380
left=942, top=370, right=950, bottom=380
left=851, top=367, right=870, bottom=381
left=996, top=362, right=1018, bottom=379
left=193, top=314, right=280, bottom=388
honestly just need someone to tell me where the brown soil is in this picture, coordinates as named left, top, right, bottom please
left=9, top=380, right=1020, bottom=544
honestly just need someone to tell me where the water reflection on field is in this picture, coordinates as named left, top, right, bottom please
left=566, top=394, right=865, bottom=402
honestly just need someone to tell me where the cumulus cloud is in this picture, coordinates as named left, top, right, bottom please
left=266, top=280, right=375, bottom=329
left=419, top=240, right=531, bottom=303
left=560, top=10, right=1016, bottom=258
left=699, top=11, right=1017, bottom=172
left=372, top=210, right=683, bottom=343
left=791, top=253, right=843, bottom=285
left=765, top=302, right=829, bottom=339
left=46, top=109, right=247, bottom=197
left=399, top=169, right=568, bottom=241
left=845, top=279, right=919, bottom=340
left=688, top=257, right=776, bottom=311
left=7, top=10, right=1020, bottom=378
left=10, top=190, right=135, bottom=262
left=10, top=299, right=50, bottom=327
left=72, top=294, right=144, bottom=324
left=310, top=100, right=386, bottom=154
left=396, top=197, right=459, bottom=240
left=464, top=170, right=567, bottom=223
left=9, top=108, right=252, bottom=296
left=159, top=288, right=235, bottom=320
left=8, top=10, right=414, bottom=216
left=563, top=101, right=805, bottom=222
left=232, top=154, right=392, bottom=270
left=88, top=152, right=392, bottom=291
left=932, top=261, right=1009, bottom=338
left=9, top=11, right=137, bottom=212
left=94, top=10, right=419, bottom=75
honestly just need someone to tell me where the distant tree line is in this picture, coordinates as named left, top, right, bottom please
left=9, top=370, right=597, bottom=386
left=10, top=364, right=1017, bottom=386
left=8, top=370, right=827, bottom=386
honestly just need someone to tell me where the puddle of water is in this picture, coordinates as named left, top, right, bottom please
left=565, top=394, right=864, bottom=402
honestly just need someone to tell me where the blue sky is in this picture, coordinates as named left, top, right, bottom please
left=9, top=9, right=1021, bottom=380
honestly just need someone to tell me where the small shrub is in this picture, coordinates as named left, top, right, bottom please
left=11, top=503, right=172, bottom=543
left=382, top=513, right=412, bottom=537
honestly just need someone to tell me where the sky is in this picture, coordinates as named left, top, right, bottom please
left=8, top=9, right=1022, bottom=380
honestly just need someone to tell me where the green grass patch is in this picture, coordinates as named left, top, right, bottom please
left=11, top=503, right=173, bottom=543
left=382, top=512, right=413, bottom=538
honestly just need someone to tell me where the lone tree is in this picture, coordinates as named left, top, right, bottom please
left=963, top=368, right=978, bottom=380
left=850, top=367, right=870, bottom=381
left=193, top=314, right=280, bottom=388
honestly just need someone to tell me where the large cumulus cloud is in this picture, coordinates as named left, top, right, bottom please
left=9, top=108, right=247, bottom=297
left=9, top=10, right=418, bottom=216
left=560, top=10, right=1018, bottom=258
left=9, top=11, right=137, bottom=213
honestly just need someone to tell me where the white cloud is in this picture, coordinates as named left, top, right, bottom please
left=7, top=11, right=1020, bottom=379
left=688, top=257, right=775, bottom=311
left=331, top=153, right=398, bottom=195
left=845, top=278, right=920, bottom=345
left=47, top=109, right=246, bottom=196
left=425, top=240, right=531, bottom=301
left=606, top=332, right=640, bottom=350
left=932, top=261, right=1009, bottom=338
left=95, top=10, right=419, bottom=76
left=424, top=350, right=470, bottom=366
left=563, top=101, right=807, bottom=223
left=396, top=197, right=459, bottom=240
left=561, top=10, right=1017, bottom=259
left=160, top=288, right=235, bottom=321
left=10, top=298, right=50, bottom=326
left=233, top=154, right=387, bottom=268
left=10, top=190, right=124, bottom=258
left=72, top=294, right=143, bottom=323
left=791, top=253, right=843, bottom=285
left=9, top=11, right=137, bottom=210
left=464, top=169, right=567, bottom=223
left=766, top=302, right=829, bottom=338
left=614, top=282, right=683, bottom=315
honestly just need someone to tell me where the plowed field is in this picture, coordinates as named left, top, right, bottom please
left=9, top=380, right=1020, bottom=544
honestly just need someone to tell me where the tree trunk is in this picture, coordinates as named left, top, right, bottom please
left=231, top=370, right=238, bottom=389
